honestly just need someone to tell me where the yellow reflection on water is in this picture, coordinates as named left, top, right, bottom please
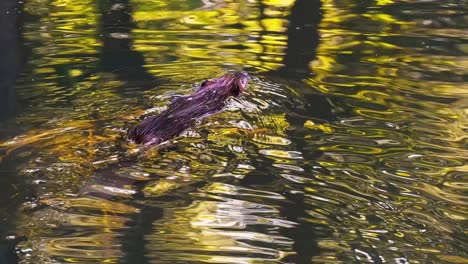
left=146, top=182, right=294, bottom=263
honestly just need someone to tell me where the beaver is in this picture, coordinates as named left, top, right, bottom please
left=128, top=72, right=250, bottom=145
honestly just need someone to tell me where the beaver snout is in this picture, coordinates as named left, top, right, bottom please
left=235, top=71, right=250, bottom=93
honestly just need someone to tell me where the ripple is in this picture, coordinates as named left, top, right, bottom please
left=259, top=149, right=303, bottom=160
left=251, top=134, right=291, bottom=146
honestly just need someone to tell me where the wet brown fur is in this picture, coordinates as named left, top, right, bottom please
left=128, top=72, right=249, bottom=145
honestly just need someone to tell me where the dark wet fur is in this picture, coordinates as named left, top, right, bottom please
left=128, top=72, right=249, bottom=145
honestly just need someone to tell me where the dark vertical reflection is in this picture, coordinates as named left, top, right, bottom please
left=0, top=0, right=24, bottom=262
left=262, top=1, right=334, bottom=262
left=277, top=0, right=322, bottom=76
left=265, top=0, right=334, bottom=126
left=268, top=0, right=334, bottom=144
left=280, top=3, right=333, bottom=260
left=0, top=0, right=24, bottom=122
left=121, top=206, right=163, bottom=264
left=97, top=0, right=157, bottom=89
left=85, top=1, right=158, bottom=261
left=281, top=191, right=330, bottom=264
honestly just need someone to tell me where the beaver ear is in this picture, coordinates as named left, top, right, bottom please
left=200, top=79, right=213, bottom=89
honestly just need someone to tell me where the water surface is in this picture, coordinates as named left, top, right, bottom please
left=0, top=0, right=467, bottom=263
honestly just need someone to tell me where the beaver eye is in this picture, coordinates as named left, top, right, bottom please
left=200, top=80, right=212, bottom=88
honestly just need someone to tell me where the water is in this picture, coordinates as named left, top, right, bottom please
left=0, top=0, right=467, bottom=263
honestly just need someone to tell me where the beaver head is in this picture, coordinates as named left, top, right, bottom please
left=199, top=71, right=250, bottom=97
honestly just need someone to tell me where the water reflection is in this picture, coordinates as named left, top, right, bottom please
left=98, top=0, right=157, bottom=88
left=0, top=0, right=467, bottom=263
left=275, top=0, right=322, bottom=76
left=0, top=0, right=26, bottom=262
left=148, top=183, right=295, bottom=263
left=0, top=0, right=24, bottom=123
